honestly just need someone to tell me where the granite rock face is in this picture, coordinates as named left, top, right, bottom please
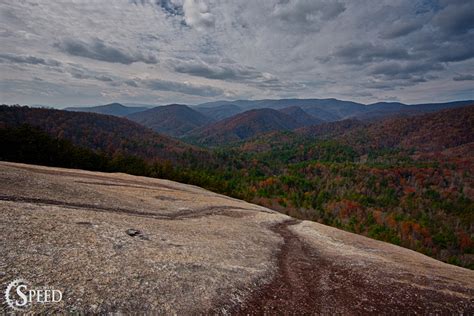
left=0, top=161, right=472, bottom=314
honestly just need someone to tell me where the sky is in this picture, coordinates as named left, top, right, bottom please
left=0, top=0, right=473, bottom=108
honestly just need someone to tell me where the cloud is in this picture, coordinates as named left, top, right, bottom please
left=380, top=20, right=422, bottom=39
left=68, top=68, right=90, bottom=79
left=170, top=57, right=300, bottom=91
left=94, top=75, right=114, bottom=82
left=435, top=42, right=474, bottom=62
left=131, top=0, right=184, bottom=16
left=157, top=0, right=184, bottom=16
left=141, top=78, right=224, bottom=96
left=182, top=0, right=214, bottom=30
left=369, top=61, right=444, bottom=78
left=0, top=53, right=61, bottom=67
left=55, top=38, right=158, bottom=64
left=269, top=0, right=345, bottom=33
left=453, top=74, right=474, bottom=81
left=0, top=79, right=103, bottom=104
left=63, top=65, right=117, bottom=84
left=363, top=76, right=428, bottom=90
left=333, top=42, right=412, bottom=64
left=273, top=0, right=345, bottom=23
left=1, top=0, right=473, bottom=105
left=172, top=58, right=271, bottom=80
left=432, top=1, right=474, bottom=35
left=124, top=80, right=139, bottom=87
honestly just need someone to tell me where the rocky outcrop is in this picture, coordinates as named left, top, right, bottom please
left=0, top=161, right=472, bottom=314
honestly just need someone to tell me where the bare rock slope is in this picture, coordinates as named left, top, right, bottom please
left=0, top=162, right=472, bottom=314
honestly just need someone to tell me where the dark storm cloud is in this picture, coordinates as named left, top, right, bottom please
left=432, top=0, right=474, bottom=35
left=65, top=65, right=116, bottom=84
left=435, top=42, right=474, bottom=63
left=172, top=58, right=290, bottom=90
left=380, top=20, right=422, bottom=39
left=173, top=59, right=265, bottom=81
left=94, top=75, right=113, bottom=82
left=453, top=74, right=474, bottom=81
left=69, top=71, right=89, bottom=79
left=55, top=38, right=158, bottom=64
left=124, top=79, right=139, bottom=87
left=333, top=42, right=412, bottom=65
left=0, top=53, right=61, bottom=67
left=142, top=78, right=224, bottom=97
left=67, top=67, right=90, bottom=78
left=370, top=61, right=444, bottom=77
left=364, top=75, right=429, bottom=90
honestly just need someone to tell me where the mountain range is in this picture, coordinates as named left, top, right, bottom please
left=63, top=99, right=473, bottom=143
left=193, top=98, right=473, bottom=121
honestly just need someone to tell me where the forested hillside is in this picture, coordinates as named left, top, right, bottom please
left=126, top=104, right=214, bottom=137
left=0, top=105, right=206, bottom=163
left=337, top=105, right=474, bottom=153
left=190, top=108, right=300, bottom=145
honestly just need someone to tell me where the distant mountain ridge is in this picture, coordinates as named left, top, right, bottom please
left=64, top=99, right=473, bottom=122
left=194, top=104, right=242, bottom=120
left=65, top=103, right=149, bottom=117
left=195, top=99, right=474, bottom=122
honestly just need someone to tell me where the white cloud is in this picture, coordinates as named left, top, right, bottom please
left=182, top=0, right=215, bottom=30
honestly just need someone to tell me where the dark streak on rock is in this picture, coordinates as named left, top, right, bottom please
left=233, top=220, right=474, bottom=315
left=0, top=194, right=254, bottom=220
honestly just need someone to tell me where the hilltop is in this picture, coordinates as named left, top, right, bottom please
left=126, top=104, right=214, bottom=137
left=65, top=103, right=148, bottom=117
left=279, top=106, right=324, bottom=127
left=190, top=108, right=300, bottom=145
